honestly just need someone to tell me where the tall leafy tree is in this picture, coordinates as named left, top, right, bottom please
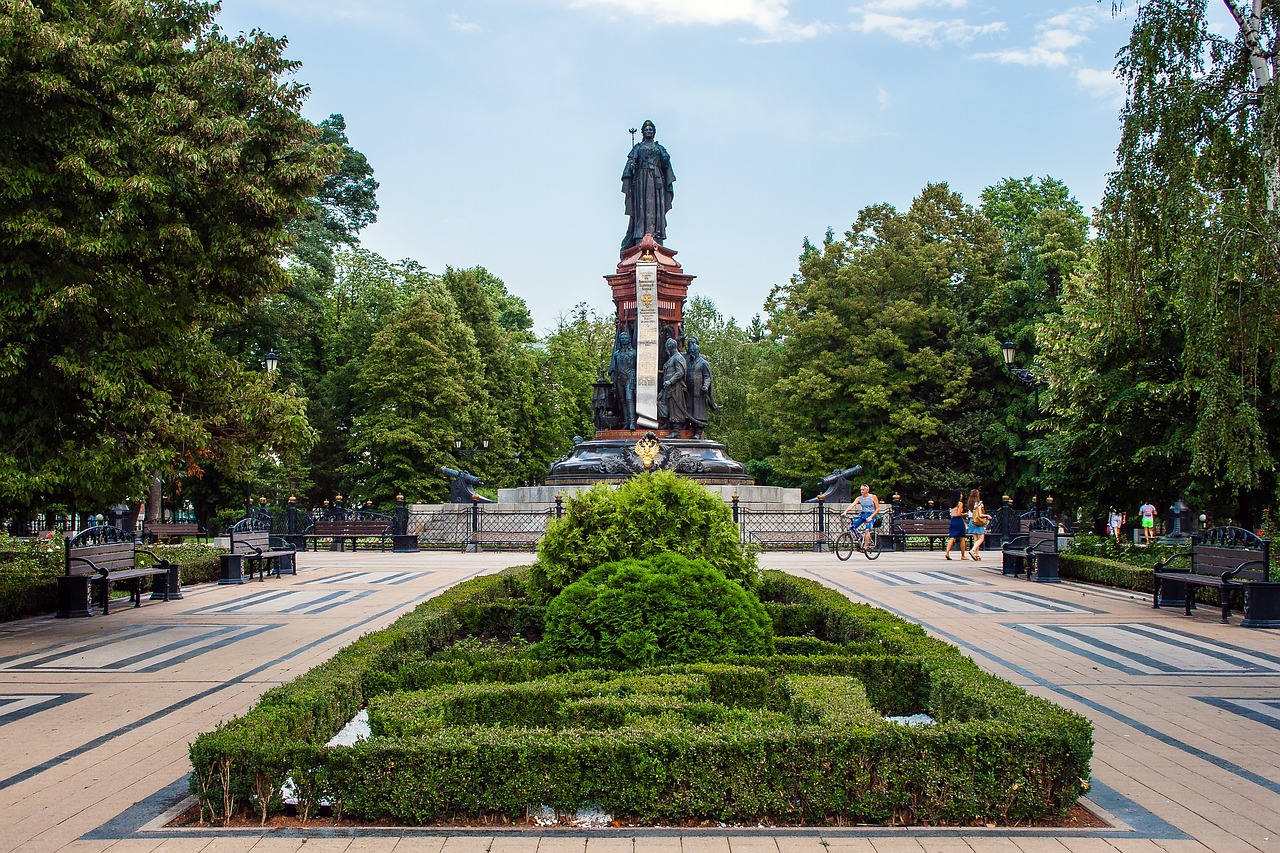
left=977, top=176, right=1090, bottom=503
left=1046, top=0, right=1280, bottom=521
left=751, top=184, right=1004, bottom=502
left=0, top=0, right=333, bottom=513
left=681, top=297, right=777, bottom=470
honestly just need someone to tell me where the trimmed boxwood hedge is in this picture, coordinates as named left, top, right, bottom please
left=188, top=567, right=1093, bottom=827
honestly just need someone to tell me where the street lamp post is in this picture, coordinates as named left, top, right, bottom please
left=453, top=437, right=491, bottom=463
left=1001, top=340, right=1048, bottom=517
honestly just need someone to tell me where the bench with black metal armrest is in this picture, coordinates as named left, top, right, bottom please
left=1153, top=526, right=1279, bottom=627
left=1002, top=527, right=1068, bottom=583
left=59, top=528, right=177, bottom=617
left=229, top=530, right=297, bottom=582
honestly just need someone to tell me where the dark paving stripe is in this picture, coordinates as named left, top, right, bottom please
left=0, top=570, right=487, bottom=793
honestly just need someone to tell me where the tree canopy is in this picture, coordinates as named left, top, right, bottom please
left=0, top=0, right=334, bottom=512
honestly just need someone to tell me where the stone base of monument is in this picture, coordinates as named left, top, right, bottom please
left=498, top=483, right=800, bottom=505
left=541, top=432, right=753, bottom=487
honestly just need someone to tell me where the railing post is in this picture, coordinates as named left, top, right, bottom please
left=467, top=494, right=480, bottom=552
left=815, top=494, right=825, bottom=552
left=286, top=496, right=298, bottom=535
left=393, top=492, right=418, bottom=553
left=555, top=493, right=564, bottom=520
left=731, top=493, right=740, bottom=525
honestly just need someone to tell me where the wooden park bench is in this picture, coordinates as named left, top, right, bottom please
left=746, top=529, right=828, bottom=551
left=141, top=522, right=207, bottom=544
left=58, top=530, right=176, bottom=617
left=221, top=530, right=297, bottom=584
left=465, top=529, right=542, bottom=552
left=895, top=516, right=952, bottom=550
left=1001, top=529, right=1067, bottom=583
left=1153, top=527, right=1279, bottom=627
left=303, top=519, right=393, bottom=552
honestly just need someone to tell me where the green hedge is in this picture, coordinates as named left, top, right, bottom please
left=1059, top=554, right=1248, bottom=609
left=188, top=567, right=1092, bottom=827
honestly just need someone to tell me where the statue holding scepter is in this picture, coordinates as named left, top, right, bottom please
left=621, top=120, right=675, bottom=251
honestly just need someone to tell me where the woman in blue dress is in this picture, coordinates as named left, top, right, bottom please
left=944, top=489, right=969, bottom=560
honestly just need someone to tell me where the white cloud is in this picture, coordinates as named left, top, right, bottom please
left=849, top=11, right=1005, bottom=47
left=569, top=0, right=823, bottom=40
left=862, top=0, right=967, bottom=11
left=448, top=13, right=480, bottom=32
left=1076, top=66, right=1125, bottom=106
left=876, top=86, right=892, bottom=110
left=973, top=7, right=1100, bottom=67
left=970, top=6, right=1122, bottom=104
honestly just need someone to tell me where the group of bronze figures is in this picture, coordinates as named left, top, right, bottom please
left=602, top=331, right=715, bottom=439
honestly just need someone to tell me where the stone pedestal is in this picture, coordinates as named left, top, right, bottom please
left=545, top=431, right=751, bottom=486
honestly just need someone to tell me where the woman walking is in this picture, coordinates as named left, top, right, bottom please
left=945, top=489, right=969, bottom=560
left=967, top=488, right=988, bottom=559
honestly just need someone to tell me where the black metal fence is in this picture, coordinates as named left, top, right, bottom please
left=4, top=496, right=1069, bottom=552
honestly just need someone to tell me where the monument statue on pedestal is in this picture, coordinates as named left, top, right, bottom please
left=621, top=120, right=675, bottom=251
left=685, top=336, right=716, bottom=440
left=609, top=330, right=637, bottom=430
left=539, top=120, right=751, bottom=487
left=659, top=338, right=689, bottom=437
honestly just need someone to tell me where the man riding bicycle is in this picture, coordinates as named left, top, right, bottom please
left=840, top=484, right=881, bottom=550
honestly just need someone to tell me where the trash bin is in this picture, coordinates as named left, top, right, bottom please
left=219, top=553, right=245, bottom=585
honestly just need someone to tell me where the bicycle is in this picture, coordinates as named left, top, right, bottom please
left=834, top=510, right=891, bottom=561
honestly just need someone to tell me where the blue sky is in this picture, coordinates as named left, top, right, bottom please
left=212, top=0, right=1159, bottom=332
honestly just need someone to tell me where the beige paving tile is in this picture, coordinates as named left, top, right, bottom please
left=814, top=839, right=878, bottom=853
left=763, top=839, right=826, bottom=853
left=6, top=551, right=1280, bottom=851
left=439, top=839, right=497, bottom=853
left=387, top=838, right=446, bottom=852
left=488, top=836, right=545, bottom=853
left=867, top=839, right=928, bottom=853
left=536, top=839, right=588, bottom=853
left=676, top=839, right=731, bottom=853
left=725, top=840, right=779, bottom=853
left=582, top=839, right=633, bottom=853
left=629, top=838, right=684, bottom=853
left=198, top=840, right=268, bottom=853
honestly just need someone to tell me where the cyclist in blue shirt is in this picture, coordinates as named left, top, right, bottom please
left=840, top=484, right=881, bottom=551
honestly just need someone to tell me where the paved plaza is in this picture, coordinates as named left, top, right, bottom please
left=0, top=547, right=1277, bottom=852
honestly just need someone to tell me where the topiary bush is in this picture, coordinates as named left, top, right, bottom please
left=539, top=553, right=773, bottom=668
left=530, top=470, right=755, bottom=602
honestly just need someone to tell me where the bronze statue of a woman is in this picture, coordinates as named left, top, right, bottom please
left=621, top=120, right=675, bottom=251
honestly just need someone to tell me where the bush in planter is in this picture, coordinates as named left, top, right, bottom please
left=189, top=567, right=1094, bottom=826
left=539, top=552, right=773, bottom=668
left=530, top=470, right=755, bottom=602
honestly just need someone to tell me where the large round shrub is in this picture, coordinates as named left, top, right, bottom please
left=539, top=552, right=773, bottom=668
left=530, top=470, right=756, bottom=601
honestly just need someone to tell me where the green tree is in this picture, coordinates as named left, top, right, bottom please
left=1034, top=246, right=1191, bottom=516
left=540, top=303, right=617, bottom=445
left=681, top=297, right=777, bottom=470
left=0, top=0, right=333, bottom=512
left=752, top=184, right=1004, bottom=503
left=348, top=281, right=484, bottom=503
left=977, top=176, right=1091, bottom=504
left=1044, top=0, right=1280, bottom=521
